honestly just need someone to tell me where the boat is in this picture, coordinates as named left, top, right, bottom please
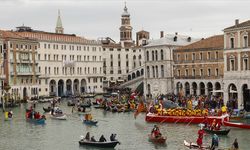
left=184, top=140, right=210, bottom=149
left=148, top=134, right=166, bottom=144
left=145, top=113, right=229, bottom=124
left=83, top=119, right=98, bottom=125
left=223, top=121, right=250, bottom=129
left=79, top=139, right=120, bottom=148
left=80, top=103, right=91, bottom=108
left=67, top=100, right=75, bottom=106
left=94, top=105, right=104, bottom=109
left=26, top=118, right=46, bottom=125
left=43, top=107, right=51, bottom=113
left=203, top=128, right=230, bottom=135
left=50, top=113, right=67, bottom=120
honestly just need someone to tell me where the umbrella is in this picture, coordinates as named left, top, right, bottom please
left=162, top=100, right=179, bottom=109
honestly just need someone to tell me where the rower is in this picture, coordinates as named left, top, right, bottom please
left=91, top=136, right=96, bottom=142
left=232, top=138, right=239, bottom=150
left=211, top=134, right=219, bottom=150
left=99, top=135, right=107, bottom=142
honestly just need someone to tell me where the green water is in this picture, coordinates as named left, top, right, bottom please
left=0, top=100, right=249, bottom=150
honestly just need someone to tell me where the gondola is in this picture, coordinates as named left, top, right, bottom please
left=43, top=107, right=51, bottom=113
left=50, top=114, right=67, bottom=120
left=83, top=119, right=98, bottom=125
left=79, top=139, right=120, bottom=148
left=94, top=105, right=104, bottom=109
left=80, top=103, right=91, bottom=108
left=184, top=140, right=210, bottom=149
left=26, top=117, right=46, bottom=125
left=203, top=127, right=230, bottom=135
left=148, top=134, right=166, bottom=144
left=223, top=121, right=250, bottom=129
left=67, top=101, right=75, bottom=106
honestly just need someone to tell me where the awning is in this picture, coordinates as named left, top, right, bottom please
left=230, top=89, right=238, bottom=93
left=211, top=90, right=224, bottom=93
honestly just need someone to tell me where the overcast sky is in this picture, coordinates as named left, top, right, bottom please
left=0, top=0, right=250, bottom=41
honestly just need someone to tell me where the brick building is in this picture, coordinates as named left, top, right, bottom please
left=173, top=35, right=224, bottom=96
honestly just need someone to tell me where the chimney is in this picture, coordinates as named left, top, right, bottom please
left=235, top=19, right=239, bottom=26
left=160, top=31, right=164, bottom=38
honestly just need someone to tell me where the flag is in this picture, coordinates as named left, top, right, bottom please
left=134, top=101, right=145, bottom=119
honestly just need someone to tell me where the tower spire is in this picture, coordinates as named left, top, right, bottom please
left=120, top=2, right=133, bottom=45
left=55, top=9, right=64, bottom=34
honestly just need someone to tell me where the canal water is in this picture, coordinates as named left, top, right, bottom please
left=0, top=99, right=250, bottom=150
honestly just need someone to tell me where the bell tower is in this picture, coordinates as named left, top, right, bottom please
left=119, top=3, right=133, bottom=44
left=55, top=10, right=64, bottom=34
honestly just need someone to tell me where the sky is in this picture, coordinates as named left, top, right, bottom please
left=0, top=0, right=250, bottom=41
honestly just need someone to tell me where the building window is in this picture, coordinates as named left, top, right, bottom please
left=230, top=59, right=235, bottom=71
left=152, top=51, right=154, bottom=61
left=161, top=65, right=164, bottom=78
left=207, top=68, right=211, bottom=76
left=215, top=51, right=218, bottom=59
left=155, top=66, right=158, bottom=78
left=192, top=69, right=196, bottom=77
left=146, top=51, right=149, bottom=61
left=161, top=49, right=164, bottom=60
left=207, top=52, right=211, bottom=60
left=200, top=52, right=203, bottom=60
left=147, top=66, right=150, bottom=78
left=200, top=69, right=203, bottom=77
left=118, top=54, right=120, bottom=59
left=185, top=54, right=188, bottom=61
left=177, top=70, right=180, bottom=77
left=155, top=50, right=158, bottom=61
left=243, top=58, right=248, bottom=70
left=110, top=61, right=113, bottom=67
left=192, top=53, right=195, bottom=61
left=177, top=54, right=180, bottom=61
left=152, top=66, right=155, bottom=78
left=215, top=68, right=219, bottom=76
left=110, top=54, right=113, bottom=59
left=185, top=69, right=188, bottom=77
left=244, top=36, right=248, bottom=48
left=230, top=37, right=234, bottom=48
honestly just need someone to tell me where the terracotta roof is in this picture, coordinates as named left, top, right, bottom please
left=224, top=20, right=250, bottom=30
left=0, top=30, right=26, bottom=39
left=175, top=35, right=224, bottom=51
left=15, top=31, right=100, bottom=45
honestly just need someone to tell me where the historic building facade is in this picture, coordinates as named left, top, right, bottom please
left=0, top=30, right=39, bottom=100
left=223, top=19, right=250, bottom=111
left=0, top=36, right=6, bottom=101
left=144, top=32, right=199, bottom=98
left=14, top=12, right=104, bottom=97
left=173, top=35, right=224, bottom=97
left=101, top=4, right=147, bottom=90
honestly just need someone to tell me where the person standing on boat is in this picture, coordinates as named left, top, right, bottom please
left=110, top=134, right=117, bottom=141
left=232, top=138, right=239, bottom=150
left=211, top=134, right=219, bottom=150
left=196, top=127, right=204, bottom=147
left=84, top=132, right=90, bottom=141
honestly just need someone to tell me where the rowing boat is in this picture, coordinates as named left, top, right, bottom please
left=79, top=139, right=120, bottom=148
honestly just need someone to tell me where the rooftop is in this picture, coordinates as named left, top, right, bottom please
left=224, top=20, right=250, bottom=30
left=175, top=35, right=224, bottom=51
left=145, top=33, right=200, bottom=47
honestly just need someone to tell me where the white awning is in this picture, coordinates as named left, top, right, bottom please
left=211, top=90, right=224, bottom=93
left=230, top=89, right=238, bottom=93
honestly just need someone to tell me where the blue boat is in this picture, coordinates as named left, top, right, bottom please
left=26, top=118, right=46, bottom=125
left=83, top=120, right=98, bottom=125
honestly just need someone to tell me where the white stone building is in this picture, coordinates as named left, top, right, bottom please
left=144, top=32, right=199, bottom=98
left=15, top=12, right=103, bottom=97
left=223, top=19, right=250, bottom=110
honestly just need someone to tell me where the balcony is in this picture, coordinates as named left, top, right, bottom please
left=11, top=71, right=33, bottom=76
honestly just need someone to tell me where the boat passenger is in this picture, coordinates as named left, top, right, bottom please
left=84, top=132, right=90, bottom=141
left=99, top=135, right=107, bottom=142
left=152, top=125, right=161, bottom=138
left=211, top=134, right=219, bottom=150
left=232, top=138, right=239, bottom=150
left=215, top=121, right=221, bottom=130
left=196, top=128, right=204, bottom=147
left=91, top=136, right=96, bottom=142
left=8, top=111, right=13, bottom=118
left=110, top=134, right=117, bottom=141
left=210, top=119, right=217, bottom=130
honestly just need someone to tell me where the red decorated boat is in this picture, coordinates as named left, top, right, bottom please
left=223, top=121, right=250, bottom=129
left=145, top=113, right=229, bottom=124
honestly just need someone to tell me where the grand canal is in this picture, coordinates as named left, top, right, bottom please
left=0, top=99, right=250, bottom=150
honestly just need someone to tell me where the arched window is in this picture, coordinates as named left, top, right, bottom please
left=155, top=50, right=158, bottom=61
left=147, top=66, right=150, bottom=78
left=152, top=51, right=154, bottom=61
left=161, top=49, right=164, bottom=60
left=146, top=51, right=149, bottom=61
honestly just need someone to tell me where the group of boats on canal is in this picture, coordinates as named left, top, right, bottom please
left=2, top=94, right=250, bottom=149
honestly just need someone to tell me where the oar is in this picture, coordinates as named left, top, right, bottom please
left=185, top=117, right=195, bottom=127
